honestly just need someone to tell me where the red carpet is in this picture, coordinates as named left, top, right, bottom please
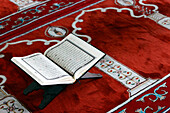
left=0, top=0, right=104, bottom=44
left=0, top=0, right=169, bottom=112
left=109, top=74, right=170, bottom=113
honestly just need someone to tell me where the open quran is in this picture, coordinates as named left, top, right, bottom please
left=11, top=34, right=105, bottom=85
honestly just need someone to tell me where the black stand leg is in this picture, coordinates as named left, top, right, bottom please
left=23, top=72, right=102, bottom=109
left=23, top=81, right=42, bottom=95
left=23, top=81, right=67, bottom=109
left=39, top=84, right=67, bottom=109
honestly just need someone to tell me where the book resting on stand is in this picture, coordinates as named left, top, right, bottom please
left=11, top=34, right=105, bottom=85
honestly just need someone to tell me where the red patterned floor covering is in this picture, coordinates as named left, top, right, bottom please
left=0, top=0, right=104, bottom=44
left=108, top=74, right=170, bottom=113
left=0, top=0, right=169, bottom=112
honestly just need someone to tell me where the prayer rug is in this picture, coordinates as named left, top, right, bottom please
left=0, top=0, right=104, bottom=44
left=0, top=96, right=31, bottom=113
left=108, top=74, right=170, bottom=113
left=0, top=0, right=169, bottom=112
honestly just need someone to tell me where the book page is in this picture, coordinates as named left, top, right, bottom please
left=44, top=34, right=105, bottom=79
left=47, top=40, right=94, bottom=75
left=45, top=40, right=94, bottom=75
left=22, top=53, right=70, bottom=80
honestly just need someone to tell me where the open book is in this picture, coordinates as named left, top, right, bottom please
left=11, top=34, right=105, bottom=85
